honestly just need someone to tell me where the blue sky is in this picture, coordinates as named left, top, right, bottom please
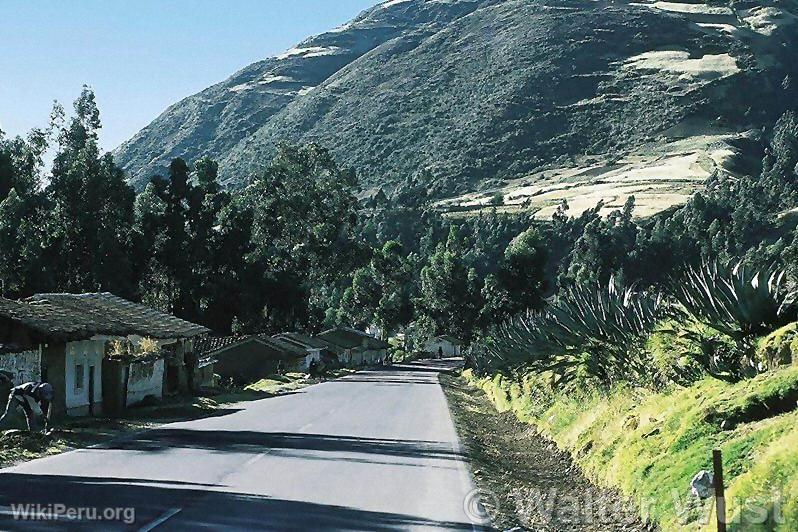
left=0, top=0, right=379, bottom=152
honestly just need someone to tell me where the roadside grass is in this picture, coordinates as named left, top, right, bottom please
left=233, top=368, right=357, bottom=397
left=0, top=368, right=357, bottom=468
left=441, top=373, right=650, bottom=531
left=0, top=418, right=155, bottom=469
left=464, top=365, right=798, bottom=531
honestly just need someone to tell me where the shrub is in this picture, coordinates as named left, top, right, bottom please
left=483, top=277, right=664, bottom=387
left=671, top=261, right=797, bottom=343
left=488, top=192, right=504, bottom=206
left=670, top=261, right=798, bottom=379
left=649, top=317, right=748, bottom=384
left=647, top=319, right=715, bottom=386
left=756, top=322, right=798, bottom=370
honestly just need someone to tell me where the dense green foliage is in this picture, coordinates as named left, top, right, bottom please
left=672, top=262, right=797, bottom=343
left=484, top=278, right=664, bottom=386
left=473, top=110, right=798, bottom=388
left=2, top=88, right=798, bottom=366
left=0, top=89, right=364, bottom=334
left=0, top=89, right=537, bottom=339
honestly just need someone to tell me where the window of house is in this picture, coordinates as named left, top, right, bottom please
left=75, top=364, right=84, bottom=391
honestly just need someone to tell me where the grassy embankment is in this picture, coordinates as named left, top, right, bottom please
left=463, top=323, right=798, bottom=531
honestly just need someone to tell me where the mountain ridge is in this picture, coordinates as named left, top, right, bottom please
left=114, top=0, right=492, bottom=187
left=114, top=0, right=798, bottom=218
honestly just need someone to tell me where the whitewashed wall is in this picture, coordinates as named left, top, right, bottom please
left=297, top=349, right=322, bottom=371
left=424, top=340, right=460, bottom=357
left=65, top=340, right=104, bottom=414
left=362, top=349, right=386, bottom=364
left=126, top=359, right=164, bottom=406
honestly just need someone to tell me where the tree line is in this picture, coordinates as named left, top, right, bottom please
left=472, top=110, right=798, bottom=389
left=0, top=88, right=545, bottom=342
left=2, top=87, right=797, bottom=354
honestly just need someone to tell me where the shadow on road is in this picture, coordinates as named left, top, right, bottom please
left=0, top=473, right=476, bottom=530
left=390, top=358, right=464, bottom=373
left=331, top=358, right=465, bottom=385
left=332, top=377, right=441, bottom=385
left=0, top=358, right=477, bottom=530
left=103, top=430, right=464, bottom=461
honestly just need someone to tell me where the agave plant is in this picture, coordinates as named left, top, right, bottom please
left=670, top=261, right=798, bottom=343
left=545, top=279, right=663, bottom=353
left=479, top=277, right=664, bottom=387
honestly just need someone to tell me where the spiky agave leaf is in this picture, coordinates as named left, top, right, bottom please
left=545, top=277, right=662, bottom=352
left=475, top=277, right=664, bottom=386
left=671, top=261, right=798, bottom=342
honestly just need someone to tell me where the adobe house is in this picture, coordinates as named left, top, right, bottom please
left=272, top=332, right=327, bottom=370
left=424, top=335, right=464, bottom=357
left=0, top=293, right=209, bottom=417
left=315, top=327, right=389, bottom=367
left=267, top=336, right=312, bottom=372
left=196, top=335, right=277, bottom=385
left=198, top=334, right=316, bottom=385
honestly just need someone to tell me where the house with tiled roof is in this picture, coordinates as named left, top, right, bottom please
left=315, top=327, right=389, bottom=367
left=0, top=293, right=210, bottom=417
left=272, top=332, right=328, bottom=370
left=197, top=334, right=316, bottom=385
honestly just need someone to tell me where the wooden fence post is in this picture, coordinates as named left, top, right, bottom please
left=713, top=449, right=727, bottom=532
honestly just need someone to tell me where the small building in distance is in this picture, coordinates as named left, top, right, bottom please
left=273, top=332, right=327, bottom=371
left=0, top=292, right=210, bottom=417
left=315, top=327, right=389, bottom=366
left=424, top=335, right=464, bottom=358
left=199, top=334, right=314, bottom=385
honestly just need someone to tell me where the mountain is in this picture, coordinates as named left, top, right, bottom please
left=114, top=0, right=798, bottom=217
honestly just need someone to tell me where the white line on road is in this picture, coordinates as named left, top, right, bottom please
left=138, top=507, right=182, bottom=532
left=242, top=452, right=268, bottom=468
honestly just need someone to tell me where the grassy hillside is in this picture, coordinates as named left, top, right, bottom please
left=464, top=330, right=798, bottom=530
left=115, top=0, right=798, bottom=209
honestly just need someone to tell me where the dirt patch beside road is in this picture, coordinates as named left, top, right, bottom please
left=441, top=374, right=656, bottom=531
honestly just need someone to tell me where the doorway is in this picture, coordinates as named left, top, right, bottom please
left=88, top=365, right=95, bottom=416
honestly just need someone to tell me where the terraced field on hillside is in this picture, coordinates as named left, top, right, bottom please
left=433, top=0, right=797, bottom=219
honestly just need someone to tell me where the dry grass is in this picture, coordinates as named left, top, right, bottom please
left=436, top=133, right=742, bottom=220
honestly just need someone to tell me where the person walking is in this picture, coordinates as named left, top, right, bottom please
left=0, top=382, right=54, bottom=432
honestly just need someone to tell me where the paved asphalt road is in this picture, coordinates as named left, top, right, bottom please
left=0, top=359, right=484, bottom=531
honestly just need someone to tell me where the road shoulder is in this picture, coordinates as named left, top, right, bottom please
left=440, top=373, right=655, bottom=531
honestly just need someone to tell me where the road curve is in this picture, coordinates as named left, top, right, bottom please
left=0, top=359, right=484, bottom=531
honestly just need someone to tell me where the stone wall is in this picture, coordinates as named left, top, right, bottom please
left=0, top=349, right=41, bottom=385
